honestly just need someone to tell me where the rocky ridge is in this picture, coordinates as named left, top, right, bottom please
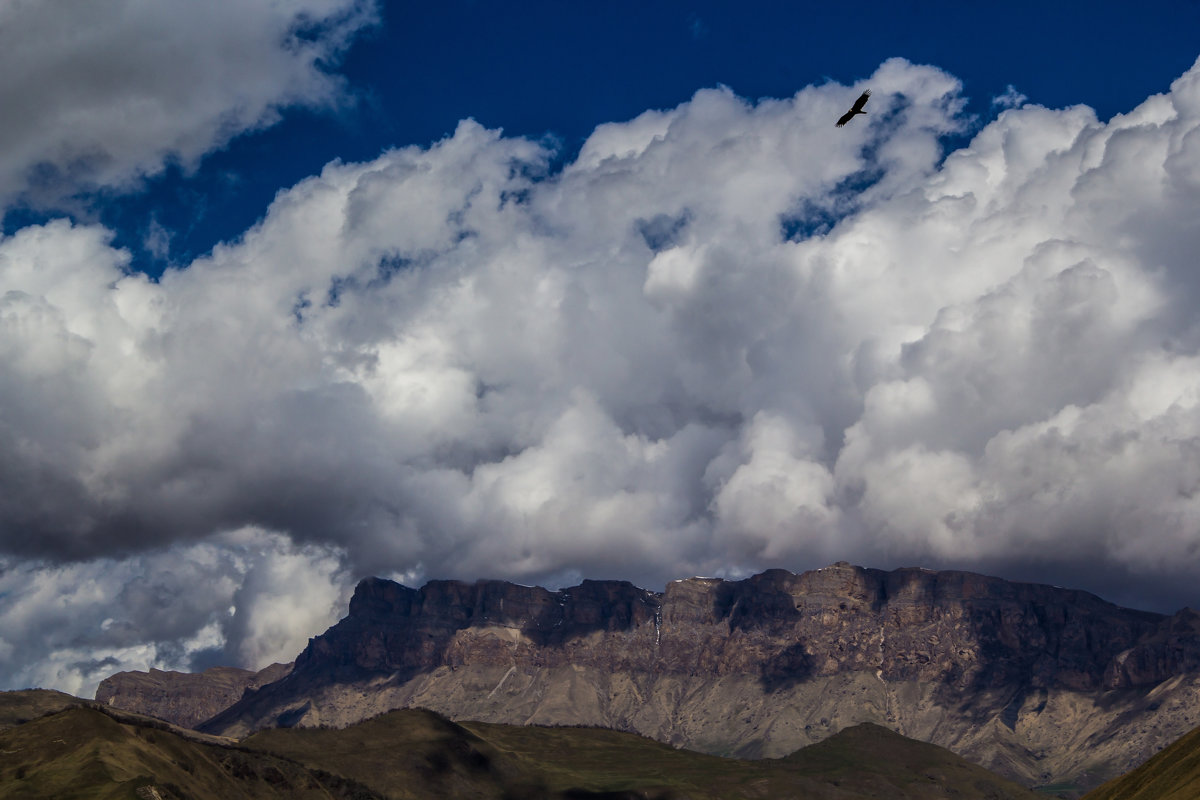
left=96, top=662, right=292, bottom=729
left=103, top=564, right=1200, bottom=792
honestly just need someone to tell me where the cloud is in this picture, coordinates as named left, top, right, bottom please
left=0, top=529, right=349, bottom=697
left=4, top=55, right=1200, bottom=691
left=991, top=84, right=1028, bottom=110
left=0, top=0, right=377, bottom=209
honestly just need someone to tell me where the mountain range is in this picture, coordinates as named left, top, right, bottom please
left=95, top=563, right=1200, bottom=795
left=0, top=689, right=1047, bottom=799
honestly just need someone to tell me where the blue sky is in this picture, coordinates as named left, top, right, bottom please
left=13, top=0, right=1200, bottom=275
left=3, top=0, right=1200, bottom=694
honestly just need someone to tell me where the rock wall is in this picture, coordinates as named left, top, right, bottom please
left=96, top=662, right=292, bottom=729
left=106, top=563, right=1200, bottom=790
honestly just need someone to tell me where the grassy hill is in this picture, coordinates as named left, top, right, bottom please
left=781, top=722, right=1045, bottom=798
left=247, top=710, right=1041, bottom=799
left=243, top=708, right=531, bottom=799
left=1083, top=723, right=1200, bottom=800
left=0, top=703, right=384, bottom=800
left=0, top=690, right=1042, bottom=799
left=0, top=689, right=84, bottom=730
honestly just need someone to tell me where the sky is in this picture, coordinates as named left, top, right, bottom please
left=2, top=0, right=1200, bottom=697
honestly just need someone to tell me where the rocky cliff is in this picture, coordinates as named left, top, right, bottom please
left=96, top=662, right=292, bottom=729
left=122, top=564, right=1200, bottom=791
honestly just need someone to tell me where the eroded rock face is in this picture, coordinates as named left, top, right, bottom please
left=96, top=662, right=292, bottom=729
left=306, top=576, right=661, bottom=678
left=275, top=564, right=1189, bottom=693
left=184, top=564, right=1200, bottom=791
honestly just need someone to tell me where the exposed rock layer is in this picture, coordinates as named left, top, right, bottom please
left=96, top=662, right=291, bottom=729
left=108, top=564, right=1200, bottom=791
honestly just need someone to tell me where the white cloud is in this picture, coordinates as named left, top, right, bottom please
left=5, top=55, right=1200, bottom=692
left=220, top=528, right=351, bottom=669
left=0, top=0, right=376, bottom=208
left=708, top=412, right=840, bottom=561
left=0, top=529, right=348, bottom=695
left=991, top=85, right=1027, bottom=110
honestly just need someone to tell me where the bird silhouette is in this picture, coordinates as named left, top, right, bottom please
left=836, top=89, right=871, bottom=127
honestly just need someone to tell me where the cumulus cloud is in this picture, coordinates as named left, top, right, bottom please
left=4, top=54, right=1200, bottom=691
left=0, top=0, right=376, bottom=208
left=0, top=529, right=349, bottom=697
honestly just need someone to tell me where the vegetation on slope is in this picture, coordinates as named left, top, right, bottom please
left=0, top=689, right=82, bottom=731
left=0, top=689, right=1053, bottom=799
left=247, top=709, right=1041, bottom=799
left=1083, top=723, right=1200, bottom=800
left=243, top=708, right=530, bottom=800
left=0, top=704, right=384, bottom=800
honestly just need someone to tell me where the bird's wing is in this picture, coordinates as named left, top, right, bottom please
left=836, top=110, right=854, bottom=127
left=852, top=89, right=871, bottom=112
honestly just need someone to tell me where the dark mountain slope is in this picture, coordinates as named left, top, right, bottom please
left=246, top=708, right=1042, bottom=799
left=1083, top=722, right=1200, bottom=800
left=0, top=704, right=383, bottom=800
left=0, top=694, right=1037, bottom=799
left=0, top=689, right=82, bottom=730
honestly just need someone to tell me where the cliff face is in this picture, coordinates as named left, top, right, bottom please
left=96, top=662, right=292, bottom=729
left=170, top=565, right=1200, bottom=791
left=301, top=576, right=663, bottom=679
left=283, top=564, right=1190, bottom=692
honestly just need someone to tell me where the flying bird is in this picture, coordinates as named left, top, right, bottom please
left=836, top=89, right=871, bottom=127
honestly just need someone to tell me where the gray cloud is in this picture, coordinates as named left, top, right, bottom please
left=4, top=55, right=1200, bottom=694
left=0, top=0, right=376, bottom=208
left=0, top=530, right=349, bottom=696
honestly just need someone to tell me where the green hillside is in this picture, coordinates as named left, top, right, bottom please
left=1083, top=723, right=1200, bottom=800
left=0, top=690, right=1042, bottom=799
left=248, top=709, right=1041, bottom=799
left=244, top=708, right=531, bottom=799
left=0, top=689, right=83, bottom=731
left=0, top=704, right=384, bottom=800
left=782, top=722, right=1044, bottom=798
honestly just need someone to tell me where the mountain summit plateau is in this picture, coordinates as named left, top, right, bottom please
left=99, top=563, right=1200, bottom=791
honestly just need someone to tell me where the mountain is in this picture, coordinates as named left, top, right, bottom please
left=1083, top=722, right=1200, bottom=800
left=0, top=688, right=85, bottom=730
left=103, top=563, right=1200, bottom=793
left=96, top=663, right=292, bottom=729
left=248, top=710, right=1042, bottom=799
left=0, top=690, right=1039, bottom=799
left=0, top=694, right=385, bottom=800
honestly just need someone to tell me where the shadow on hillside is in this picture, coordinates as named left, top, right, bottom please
left=759, top=642, right=816, bottom=693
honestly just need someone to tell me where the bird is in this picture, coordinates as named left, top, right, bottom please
left=836, top=89, right=871, bottom=127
